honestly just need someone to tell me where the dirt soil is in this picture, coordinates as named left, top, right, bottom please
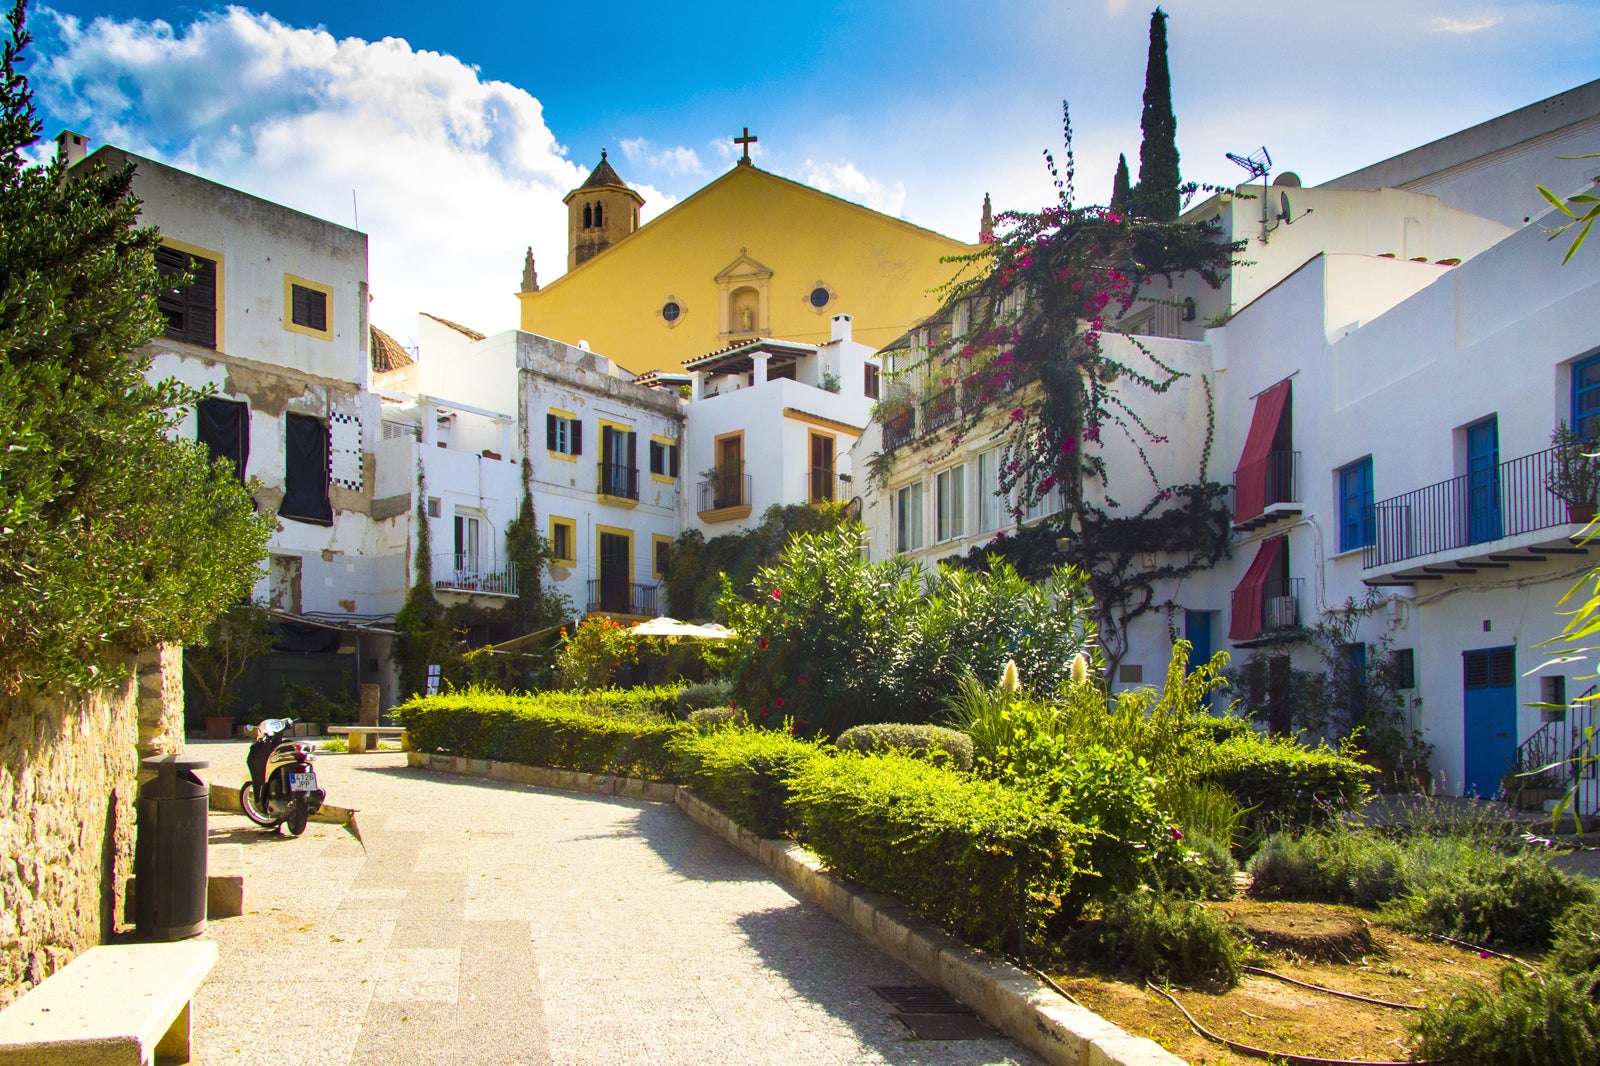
left=1049, top=900, right=1529, bottom=1065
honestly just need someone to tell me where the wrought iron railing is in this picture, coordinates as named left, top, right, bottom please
left=922, top=387, right=959, bottom=433
left=697, top=464, right=749, bottom=513
left=597, top=462, right=640, bottom=500
left=1260, top=576, right=1304, bottom=633
left=882, top=409, right=915, bottom=451
left=806, top=465, right=836, bottom=503
left=433, top=554, right=518, bottom=597
left=586, top=580, right=658, bottom=616
left=1364, top=444, right=1583, bottom=569
left=1513, top=685, right=1599, bottom=817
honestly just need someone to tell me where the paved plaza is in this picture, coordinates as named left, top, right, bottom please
left=189, top=742, right=1043, bottom=1065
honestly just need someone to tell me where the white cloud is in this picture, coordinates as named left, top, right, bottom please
left=801, top=160, right=907, bottom=217
left=1105, top=0, right=1130, bottom=16
left=617, top=136, right=705, bottom=177
left=31, top=6, right=603, bottom=341
left=1429, top=13, right=1505, bottom=33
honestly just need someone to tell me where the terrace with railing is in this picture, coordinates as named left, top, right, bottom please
left=586, top=580, right=658, bottom=616
left=433, top=554, right=518, bottom=597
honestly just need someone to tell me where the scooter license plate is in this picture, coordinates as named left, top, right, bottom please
left=288, top=772, right=318, bottom=792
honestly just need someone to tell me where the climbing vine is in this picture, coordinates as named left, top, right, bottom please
left=903, top=102, right=1242, bottom=674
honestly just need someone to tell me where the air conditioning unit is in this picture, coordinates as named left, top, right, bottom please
left=1265, top=595, right=1298, bottom=629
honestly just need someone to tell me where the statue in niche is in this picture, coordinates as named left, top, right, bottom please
left=740, top=305, right=754, bottom=332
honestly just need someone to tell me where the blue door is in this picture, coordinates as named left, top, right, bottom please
left=1466, top=418, right=1502, bottom=544
left=1185, top=610, right=1213, bottom=673
left=1462, top=647, right=1517, bottom=798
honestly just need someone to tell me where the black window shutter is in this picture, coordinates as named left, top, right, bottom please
left=571, top=419, right=583, bottom=456
left=669, top=443, right=680, bottom=478
left=627, top=431, right=637, bottom=469
left=546, top=414, right=558, bottom=451
left=197, top=397, right=249, bottom=483
left=279, top=413, right=332, bottom=525
left=186, top=255, right=217, bottom=349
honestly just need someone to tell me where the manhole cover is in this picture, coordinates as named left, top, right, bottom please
left=872, top=985, right=969, bottom=1013
left=891, top=1012, right=996, bottom=1041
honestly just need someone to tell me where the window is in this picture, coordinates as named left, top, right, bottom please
left=809, top=285, right=831, bottom=309
left=1338, top=457, right=1374, bottom=552
left=1024, top=480, right=1064, bottom=522
left=582, top=204, right=592, bottom=228
left=662, top=301, right=681, bottom=323
left=977, top=449, right=1002, bottom=533
left=283, top=275, right=332, bottom=340
left=600, top=423, right=638, bottom=499
left=155, top=244, right=217, bottom=349
left=652, top=535, right=673, bottom=580
left=896, top=482, right=924, bottom=553
left=279, top=413, right=332, bottom=525
left=546, top=411, right=582, bottom=459
left=864, top=363, right=880, bottom=400
left=196, top=396, right=249, bottom=483
left=649, top=438, right=680, bottom=481
left=454, top=513, right=481, bottom=572
left=936, top=465, right=965, bottom=541
left=550, top=517, right=577, bottom=565
left=1573, top=354, right=1600, bottom=440
left=1340, top=641, right=1367, bottom=717
left=1390, top=648, right=1415, bottom=689
left=593, top=203, right=604, bottom=227
left=809, top=432, right=836, bottom=503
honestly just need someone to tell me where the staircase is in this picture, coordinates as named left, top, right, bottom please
left=1513, top=686, right=1599, bottom=819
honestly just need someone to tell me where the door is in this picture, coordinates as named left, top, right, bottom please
left=601, top=427, right=636, bottom=498
left=454, top=514, right=480, bottom=576
left=1466, top=418, right=1502, bottom=544
left=1463, top=646, right=1517, bottom=798
left=716, top=435, right=743, bottom=508
left=810, top=434, right=835, bottom=503
left=599, top=532, right=631, bottom=614
left=1184, top=610, right=1213, bottom=674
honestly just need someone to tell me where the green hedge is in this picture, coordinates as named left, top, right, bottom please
left=398, top=689, right=689, bottom=780
left=1202, top=734, right=1371, bottom=830
left=668, top=727, right=828, bottom=837
left=786, top=753, right=1086, bottom=951
left=835, top=723, right=975, bottom=771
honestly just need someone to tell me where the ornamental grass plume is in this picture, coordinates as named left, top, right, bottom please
left=999, top=659, right=1022, bottom=694
left=1070, top=652, right=1090, bottom=687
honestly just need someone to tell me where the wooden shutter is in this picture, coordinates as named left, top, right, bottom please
left=571, top=419, right=582, bottom=456
left=546, top=413, right=558, bottom=451
left=669, top=443, right=679, bottom=478
left=185, top=255, right=218, bottom=349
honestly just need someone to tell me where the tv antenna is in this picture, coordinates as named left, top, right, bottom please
left=1226, top=146, right=1275, bottom=242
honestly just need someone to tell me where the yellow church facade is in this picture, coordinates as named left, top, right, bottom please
left=518, top=156, right=977, bottom=375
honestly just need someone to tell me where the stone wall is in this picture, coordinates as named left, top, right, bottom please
left=0, top=644, right=183, bottom=1009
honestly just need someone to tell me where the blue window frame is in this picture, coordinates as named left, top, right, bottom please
left=1338, top=457, right=1374, bottom=552
left=1573, top=354, right=1600, bottom=441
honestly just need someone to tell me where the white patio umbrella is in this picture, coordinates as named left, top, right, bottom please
left=631, top=617, right=736, bottom=640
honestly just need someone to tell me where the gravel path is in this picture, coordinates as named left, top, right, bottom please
left=189, top=741, right=1043, bottom=1065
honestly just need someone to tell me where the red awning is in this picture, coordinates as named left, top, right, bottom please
left=1234, top=380, right=1291, bottom=523
left=1230, top=535, right=1286, bottom=642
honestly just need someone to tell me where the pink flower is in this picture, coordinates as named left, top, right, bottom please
left=1060, top=436, right=1077, bottom=455
left=776, top=698, right=784, bottom=708
left=1170, top=827, right=1184, bottom=842
left=1039, top=476, right=1056, bottom=493
left=1010, top=408, right=1026, bottom=423
left=798, top=673, right=807, bottom=682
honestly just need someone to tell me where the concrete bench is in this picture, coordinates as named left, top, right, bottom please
left=0, top=941, right=218, bottom=1065
left=327, top=725, right=408, bottom=754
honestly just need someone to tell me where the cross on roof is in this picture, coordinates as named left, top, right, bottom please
left=734, top=127, right=758, bottom=166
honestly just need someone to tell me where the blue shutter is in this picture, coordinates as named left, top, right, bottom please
left=1339, top=458, right=1374, bottom=552
left=1573, top=354, right=1600, bottom=441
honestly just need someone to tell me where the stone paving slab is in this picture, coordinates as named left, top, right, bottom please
left=188, top=743, right=1045, bottom=1065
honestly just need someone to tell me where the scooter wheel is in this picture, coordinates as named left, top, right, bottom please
left=240, top=782, right=282, bottom=828
left=287, top=796, right=309, bottom=837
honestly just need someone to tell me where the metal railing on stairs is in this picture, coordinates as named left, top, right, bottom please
left=1513, top=685, right=1599, bottom=819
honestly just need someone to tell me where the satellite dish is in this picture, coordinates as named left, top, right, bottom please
left=844, top=496, right=863, bottom=523
left=1272, top=172, right=1302, bottom=188
left=1278, top=191, right=1292, bottom=221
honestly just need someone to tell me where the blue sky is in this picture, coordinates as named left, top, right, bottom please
left=22, top=1, right=1600, bottom=341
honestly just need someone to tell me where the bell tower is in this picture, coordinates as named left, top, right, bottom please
left=563, top=149, right=645, bottom=272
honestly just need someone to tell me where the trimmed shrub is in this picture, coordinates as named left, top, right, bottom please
left=397, top=688, right=689, bottom=780
left=1248, top=829, right=1406, bottom=908
left=1202, top=734, right=1371, bottom=831
left=674, top=680, right=733, bottom=716
left=668, top=727, right=828, bottom=837
left=1165, top=832, right=1239, bottom=901
left=835, top=723, right=974, bottom=770
left=786, top=753, right=1086, bottom=951
left=1076, top=890, right=1244, bottom=986
left=688, top=705, right=744, bottom=729
left=1383, top=853, right=1596, bottom=949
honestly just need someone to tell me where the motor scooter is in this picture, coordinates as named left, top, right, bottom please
left=240, top=718, right=325, bottom=836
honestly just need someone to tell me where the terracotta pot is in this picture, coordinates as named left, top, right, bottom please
left=1568, top=503, right=1597, bottom=524
left=204, top=716, right=234, bottom=740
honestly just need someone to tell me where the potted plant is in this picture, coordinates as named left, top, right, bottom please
left=185, top=600, right=274, bottom=739
left=1546, top=421, right=1600, bottom=524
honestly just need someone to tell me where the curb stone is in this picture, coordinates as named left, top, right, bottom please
left=207, top=783, right=363, bottom=843
left=409, top=751, right=1187, bottom=1066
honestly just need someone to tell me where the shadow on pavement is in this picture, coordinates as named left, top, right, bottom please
left=626, top=803, right=776, bottom=885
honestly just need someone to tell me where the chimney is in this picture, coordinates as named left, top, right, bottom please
left=830, top=313, right=852, bottom=343
left=56, top=130, right=89, bottom=167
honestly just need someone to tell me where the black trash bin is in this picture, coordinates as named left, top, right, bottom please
left=135, top=753, right=210, bottom=940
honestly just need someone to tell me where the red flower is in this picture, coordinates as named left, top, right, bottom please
left=1170, top=827, right=1184, bottom=842
left=776, top=698, right=784, bottom=708
left=771, top=588, right=782, bottom=601
left=797, top=673, right=807, bottom=683
left=760, top=638, right=769, bottom=650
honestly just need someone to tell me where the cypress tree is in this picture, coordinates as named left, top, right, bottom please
left=1110, top=153, right=1132, bottom=214
left=1134, top=8, right=1181, bottom=221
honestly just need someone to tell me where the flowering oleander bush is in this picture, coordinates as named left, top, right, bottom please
left=554, top=616, right=643, bottom=690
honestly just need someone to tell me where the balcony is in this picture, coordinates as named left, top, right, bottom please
left=698, top=464, right=752, bottom=522
left=805, top=465, right=837, bottom=504
left=1233, top=450, right=1301, bottom=531
left=921, top=387, right=959, bottom=434
left=1235, top=577, right=1304, bottom=647
left=882, top=408, right=916, bottom=451
left=597, top=462, right=640, bottom=502
left=1364, top=444, right=1595, bottom=585
left=433, top=554, right=518, bottom=598
left=586, top=580, right=658, bottom=617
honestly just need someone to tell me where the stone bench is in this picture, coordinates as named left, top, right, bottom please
left=0, top=941, right=218, bottom=1065
left=327, top=725, right=408, bottom=754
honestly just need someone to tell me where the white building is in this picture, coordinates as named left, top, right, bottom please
left=64, top=134, right=410, bottom=712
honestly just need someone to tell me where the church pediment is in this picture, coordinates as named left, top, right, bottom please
left=714, top=251, right=774, bottom=284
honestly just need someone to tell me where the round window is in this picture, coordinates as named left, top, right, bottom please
left=661, top=301, right=681, bottom=322
left=809, top=286, right=830, bottom=309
